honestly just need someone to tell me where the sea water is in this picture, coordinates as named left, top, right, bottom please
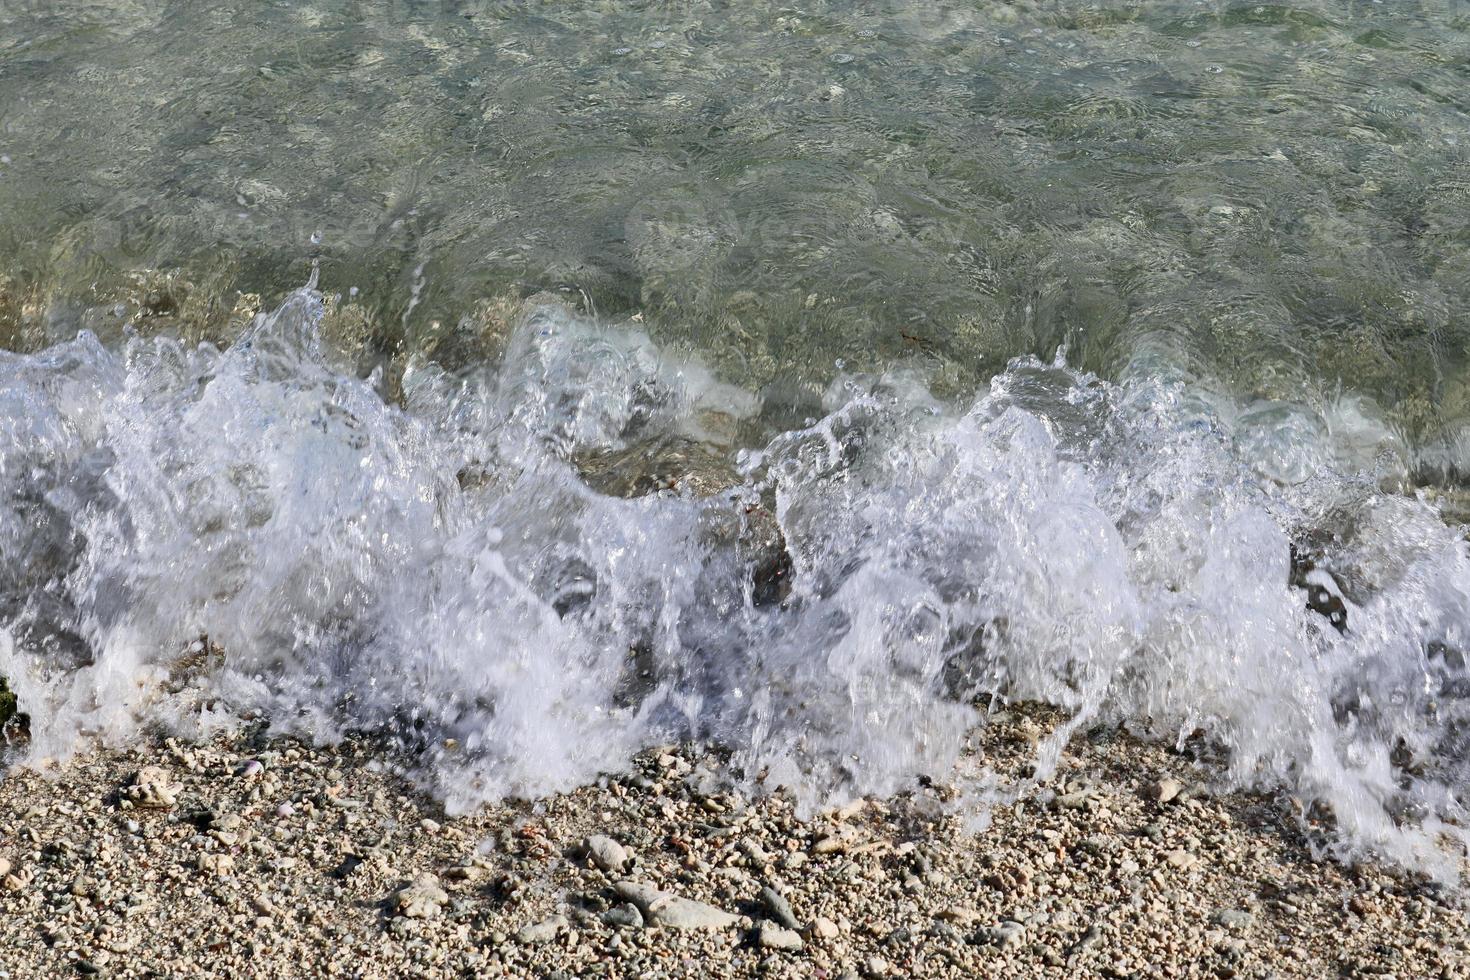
left=1, top=0, right=1469, bottom=878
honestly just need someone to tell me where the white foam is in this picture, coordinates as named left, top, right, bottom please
left=1, top=287, right=1467, bottom=876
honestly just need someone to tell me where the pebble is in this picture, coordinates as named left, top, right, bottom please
left=936, top=906, right=981, bottom=926
left=809, top=916, right=840, bottom=940
left=516, top=914, right=569, bottom=945
left=758, top=885, right=801, bottom=930
left=444, top=864, right=488, bottom=882
left=392, top=873, right=448, bottom=919
left=1055, top=790, right=1091, bottom=811
left=196, top=853, right=235, bottom=876
left=756, top=922, right=804, bottom=951
left=1152, top=777, right=1184, bottom=804
left=0, top=712, right=1455, bottom=978
left=985, top=920, right=1027, bottom=948
left=739, top=837, right=771, bottom=866
left=1164, top=849, right=1197, bottom=870
left=612, top=880, right=739, bottom=930
left=1214, top=909, right=1255, bottom=931
left=603, top=902, right=644, bottom=929
left=584, top=834, right=629, bottom=874
left=125, top=767, right=179, bottom=809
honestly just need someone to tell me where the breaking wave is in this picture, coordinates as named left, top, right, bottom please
left=1, top=282, right=1468, bottom=877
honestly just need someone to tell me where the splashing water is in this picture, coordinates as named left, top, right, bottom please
left=1, top=285, right=1468, bottom=877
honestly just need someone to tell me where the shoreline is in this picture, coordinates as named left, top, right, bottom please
left=0, top=710, right=1465, bottom=979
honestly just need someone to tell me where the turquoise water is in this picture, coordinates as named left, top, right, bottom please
left=2, top=1, right=1470, bottom=874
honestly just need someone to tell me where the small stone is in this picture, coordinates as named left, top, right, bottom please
left=584, top=834, right=629, bottom=874
left=197, top=853, right=235, bottom=876
left=1073, top=923, right=1103, bottom=951
left=393, top=873, right=449, bottom=919
left=936, top=907, right=981, bottom=926
left=516, top=914, right=569, bottom=945
left=0, top=857, right=10, bottom=878
left=444, top=865, right=488, bottom=883
left=419, top=818, right=441, bottom=835
left=1055, top=791, right=1091, bottom=811
left=756, top=922, right=804, bottom=951
left=812, top=834, right=847, bottom=854
left=603, top=902, right=644, bottom=929
left=125, top=767, right=179, bottom=809
left=758, top=886, right=801, bottom=930
left=1214, top=909, right=1254, bottom=931
left=985, top=921, right=1026, bottom=948
left=809, top=916, right=840, bottom=940
left=1164, top=849, right=1197, bottom=871
left=1152, top=778, right=1183, bottom=804
left=865, top=956, right=889, bottom=976
left=738, top=838, right=772, bottom=866
left=612, top=880, right=739, bottom=930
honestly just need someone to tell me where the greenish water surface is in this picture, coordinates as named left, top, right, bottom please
left=1, top=0, right=1468, bottom=474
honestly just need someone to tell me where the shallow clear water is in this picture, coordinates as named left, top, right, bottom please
left=1, top=1, right=1470, bottom=874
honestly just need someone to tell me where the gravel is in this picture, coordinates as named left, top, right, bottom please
left=0, top=706, right=1464, bottom=978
